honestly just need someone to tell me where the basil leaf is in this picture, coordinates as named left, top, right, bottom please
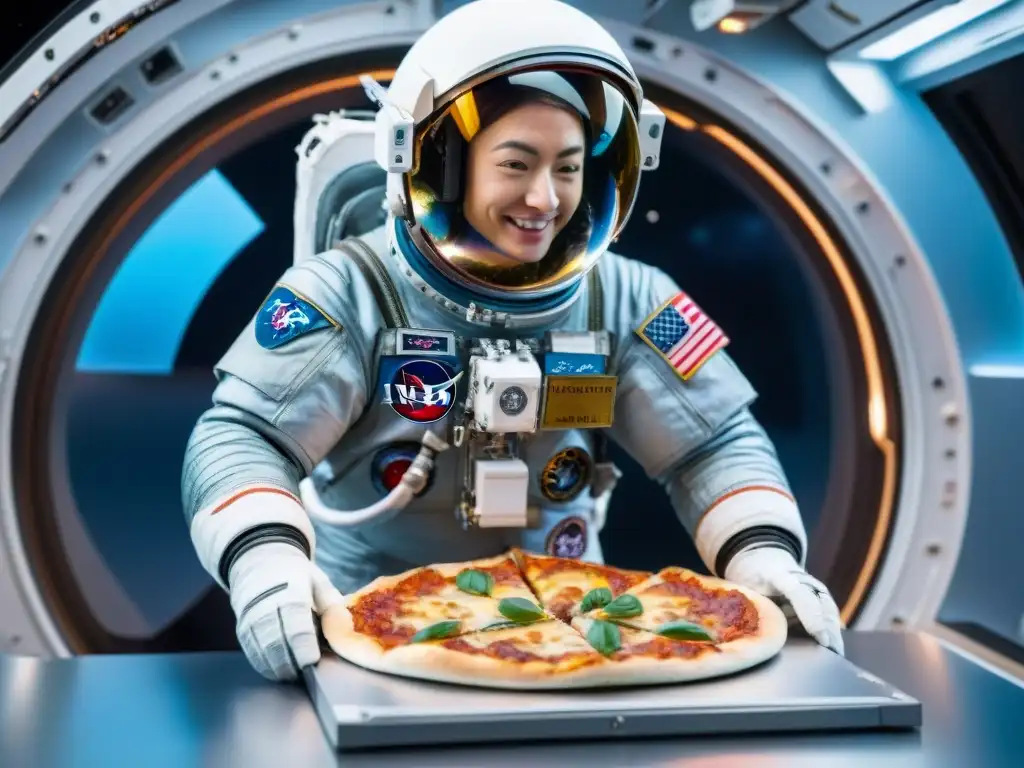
left=579, top=587, right=613, bottom=613
left=655, top=620, right=716, bottom=642
left=497, top=597, right=546, bottom=624
left=410, top=620, right=462, bottom=643
left=586, top=619, right=622, bottom=656
left=455, top=568, right=494, bottom=597
left=602, top=594, right=643, bottom=619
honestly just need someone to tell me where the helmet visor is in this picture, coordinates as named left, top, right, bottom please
left=404, top=65, right=641, bottom=298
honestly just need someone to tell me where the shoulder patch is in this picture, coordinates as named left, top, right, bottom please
left=255, top=284, right=338, bottom=350
left=635, top=291, right=729, bottom=380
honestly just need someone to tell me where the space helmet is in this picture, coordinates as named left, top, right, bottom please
left=367, top=0, right=665, bottom=322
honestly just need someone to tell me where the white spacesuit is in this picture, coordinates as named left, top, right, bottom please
left=182, top=0, right=844, bottom=682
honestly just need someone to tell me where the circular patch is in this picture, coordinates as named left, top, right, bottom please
left=540, top=447, right=593, bottom=502
left=499, top=385, right=527, bottom=416
left=370, top=443, right=433, bottom=497
left=545, top=516, right=588, bottom=559
left=386, top=358, right=460, bottom=424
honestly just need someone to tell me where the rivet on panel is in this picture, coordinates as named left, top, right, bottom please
left=939, top=402, right=958, bottom=425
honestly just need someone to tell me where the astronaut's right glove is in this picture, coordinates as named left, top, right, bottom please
left=227, top=542, right=344, bottom=682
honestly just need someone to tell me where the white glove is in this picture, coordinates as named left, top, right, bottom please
left=227, top=542, right=345, bottom=682
left=724, top=547, right=845, bottom=656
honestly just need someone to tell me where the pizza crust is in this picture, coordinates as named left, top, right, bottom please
left=324, top=620, right=614, bottom=690
left=570, top=616, right=785, bottom=685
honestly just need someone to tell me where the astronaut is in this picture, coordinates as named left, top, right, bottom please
left=182, top=0, right=844, bottom=682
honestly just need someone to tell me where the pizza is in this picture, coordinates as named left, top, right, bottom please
left=320, top=548, right=787, bottom=690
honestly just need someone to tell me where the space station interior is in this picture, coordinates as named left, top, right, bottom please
left=1, top=0, right=1024, bottom=762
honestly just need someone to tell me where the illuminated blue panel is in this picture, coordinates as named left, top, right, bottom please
left=76, top=170, right=265, bottom=374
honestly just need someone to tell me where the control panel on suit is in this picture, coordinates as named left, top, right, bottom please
left=304, top=245, right=620, bottom=593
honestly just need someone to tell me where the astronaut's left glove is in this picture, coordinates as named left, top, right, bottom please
left=724, top=547, right=844, bottom=656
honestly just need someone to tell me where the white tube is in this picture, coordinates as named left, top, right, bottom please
left=299, top=478, right=416, bottom=526
left=298, top=431, right=450, bottom=526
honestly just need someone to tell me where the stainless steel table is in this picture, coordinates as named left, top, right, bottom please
left=1, top=631, right=1021, bottom=767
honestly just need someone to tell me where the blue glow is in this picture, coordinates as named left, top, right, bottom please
left=76, top=170, right=264, bottom=374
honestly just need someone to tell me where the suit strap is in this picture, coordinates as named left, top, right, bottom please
left=334, top=237, right=410, bottom=329
left=586, top=268, right=604, bottom=332
left=585, top=268, right=612, bottom=464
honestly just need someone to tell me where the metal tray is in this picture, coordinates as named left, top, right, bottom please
left=304, top=639, right=922, bottom=751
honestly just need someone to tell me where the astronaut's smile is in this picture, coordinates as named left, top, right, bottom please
left=505, top=215, right=553, bottom=244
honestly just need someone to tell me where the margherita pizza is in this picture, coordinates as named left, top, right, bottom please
left=320, top=548, right=787, bottom=690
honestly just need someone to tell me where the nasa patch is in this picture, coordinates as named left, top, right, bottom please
left=545, top=516, right=588, bottom=559
left=370, top=443, right=433, bottom=497
left=379, top=355, right=463, bottom=424
left=255, top=285, right=336, bottom=350
left=540, top=447, right=593, bottom=502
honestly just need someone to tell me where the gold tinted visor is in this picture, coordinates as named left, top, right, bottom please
left=404, top=66, right=642, bottom=298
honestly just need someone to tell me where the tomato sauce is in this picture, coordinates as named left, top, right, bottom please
left=642, top=572, right=759, bottom=641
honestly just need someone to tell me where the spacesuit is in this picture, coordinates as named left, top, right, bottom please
left=182, top=0, right=844, bottom=682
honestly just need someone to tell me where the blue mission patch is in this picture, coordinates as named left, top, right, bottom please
left=255, top=285, right=336, bottom=350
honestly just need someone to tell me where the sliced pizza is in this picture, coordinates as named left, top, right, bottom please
left=580, top=566, right=787, bottom=647
left=321, top=553, right=549, bottom=652
left=571, top=614, right=784, bottom=684
left=334, top=619, right=613, bottom=690
left=511, top=548, right=652, bottom=622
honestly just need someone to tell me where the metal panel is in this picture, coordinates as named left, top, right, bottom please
left=789, top=0, right=934, bottom=50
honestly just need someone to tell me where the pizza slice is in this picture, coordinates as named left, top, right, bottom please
left=321, top=553, right=549, bottom=653
left=339, top=619, right=613, bottom=690
left=571, top=614, right=785, bottom=684
left=580, top=566, right=788, bottom=647
left=511, top=548, right=652, bottom=622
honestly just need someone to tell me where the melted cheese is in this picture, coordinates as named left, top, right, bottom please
left=393, top=581, right=545, bottom=634
left=453, top=620, right=601, bottom=661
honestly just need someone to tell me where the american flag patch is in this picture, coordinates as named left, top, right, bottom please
left=635, top=292, right=729, bottom=380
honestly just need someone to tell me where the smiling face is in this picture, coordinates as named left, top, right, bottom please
left=462, top=100, right=586, bottom=264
